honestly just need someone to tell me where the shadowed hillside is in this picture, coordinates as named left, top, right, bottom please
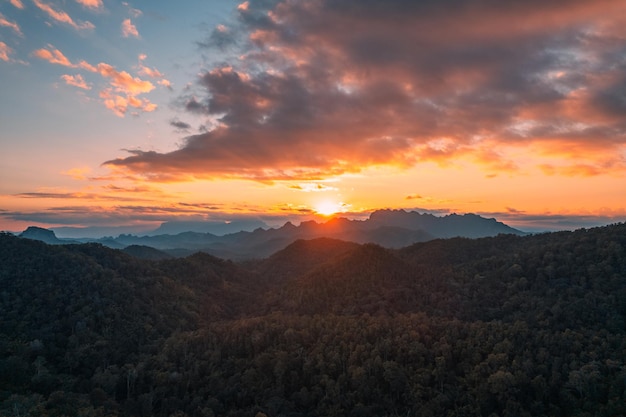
left=1, top=224, right=625, bottom=417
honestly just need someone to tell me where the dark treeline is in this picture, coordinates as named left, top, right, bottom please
left=0, top=223, right=625, bottom=416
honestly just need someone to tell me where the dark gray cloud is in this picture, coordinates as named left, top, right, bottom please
left=169, top=118, right=192, bottom=131
left=106, top=0, right=626, bottom=181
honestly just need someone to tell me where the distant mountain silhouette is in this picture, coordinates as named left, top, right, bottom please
left=149, top=219, right=269, bottom=236
left=19, top=226, right=64, bottom=244
left=369, top=209, right=521, bottom=238
left=17, top=209, right=524, bottom=259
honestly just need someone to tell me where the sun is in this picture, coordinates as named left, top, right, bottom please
left=314, top=200, right=342, bottom=216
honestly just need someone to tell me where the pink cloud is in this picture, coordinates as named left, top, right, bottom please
left=9, top=0, right=24, bottom=9
left=121, top=18, right=139, bottom=38
left=75, top=0, right=103, bottom=9
left=0, top=12, right=23, bottom=36
left=0, top=42, right=12, bottom=62
left=138, top=65, right=162, bottom=78
left=33, top=0, right=94, bottom=30
left=158, top=79, right=172, bottom=88
left=61, top=74, right=91, bottom=90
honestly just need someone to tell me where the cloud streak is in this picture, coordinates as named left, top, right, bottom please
left=32, top=45, right=95, bottom=70
left=0, top=12, right=23, bottom=36
left=33, top=0, right=95, bottom=30
left=61, top=74, right=91, bottom=90
left=105, top=0, right=626, bottom=182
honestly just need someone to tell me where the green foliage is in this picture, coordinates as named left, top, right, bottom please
left=1, top=224, right=625, bottom=416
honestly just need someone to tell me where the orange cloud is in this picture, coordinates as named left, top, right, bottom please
left=32, top=46, right=97, bottom=72
left=9, top=0, right=24, bottom=9
left=100, top=89, right=157, bottom=117
left=32, top=47, right=73, bottom=66
left=62, top=166, right=91, bottom=180
left=138, top=65, right=162, bottom=78
left=121, top=18, right=139, bottom=38
left=96, top=63, right=154, bottom=94
left=34, top=45, right=158, bottom=117
left=61, top=74, right=91, bottom=90
left=32, top=0, right=95, bottom=30
left=0, top=12, right=22, bottom=36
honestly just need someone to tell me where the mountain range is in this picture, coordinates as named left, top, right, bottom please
left=19, top=209, right=523, bottom=259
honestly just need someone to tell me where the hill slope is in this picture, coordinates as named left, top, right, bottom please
left=1, top=224, right=624, bottom=417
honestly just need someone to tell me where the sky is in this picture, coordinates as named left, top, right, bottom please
left=1, top=0, right=625, bottom=236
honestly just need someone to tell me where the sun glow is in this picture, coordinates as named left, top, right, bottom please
left=314, top=200, right=343, bottom=216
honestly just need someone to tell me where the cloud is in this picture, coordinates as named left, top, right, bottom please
left=138, top=65, right=161, bottom=78
left=32, top=45, right=96, bottom=71
left=106, top=0, right=626, bottom=182
left=0, top=41, right=27, bottom=64
left=32, top=46, right=72, bottom=66
left=0, top=12, right=23, bottom=36
left=288, top=182, right=338, bottom=192
left=158, top=79, right=172, bottom=89
left=32, top=0, right=95, bottom=30
left=170, top=118, right=191, bottom=131
left=9, top=0, right=24, bottom=9
left=75, top=0, right=103, bottom=10
left=99, top=89, right=157, bottom=117
left=121, top=18, right=139, bottom=38
left=96, top=63, right=154, bottom=94
left=61, top=74, right=91, bottom=90
left=405, top=194, right=423, bottom=200
left=33, top=46, right=159, bottom=116
left=62, top=166, right=91, bottom=180
left=137, top=54, right=172, bottom=89
left=122, top=2, right=142, bottom=18
left=0, top=42, right=12, bottom=62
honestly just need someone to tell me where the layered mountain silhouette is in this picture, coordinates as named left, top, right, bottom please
left=18, top=209, right=523, bottom=259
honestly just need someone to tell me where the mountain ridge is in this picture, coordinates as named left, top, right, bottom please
left=16, top=209, right=524, bottom=259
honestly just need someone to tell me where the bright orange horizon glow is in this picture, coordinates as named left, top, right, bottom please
left=314, top=200, right=344, bottom=217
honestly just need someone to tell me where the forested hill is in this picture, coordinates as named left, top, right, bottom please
left=1, top=223, right=625, bottom=417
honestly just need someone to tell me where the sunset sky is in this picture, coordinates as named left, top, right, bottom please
left=1, top=0, right=625, bottom=236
